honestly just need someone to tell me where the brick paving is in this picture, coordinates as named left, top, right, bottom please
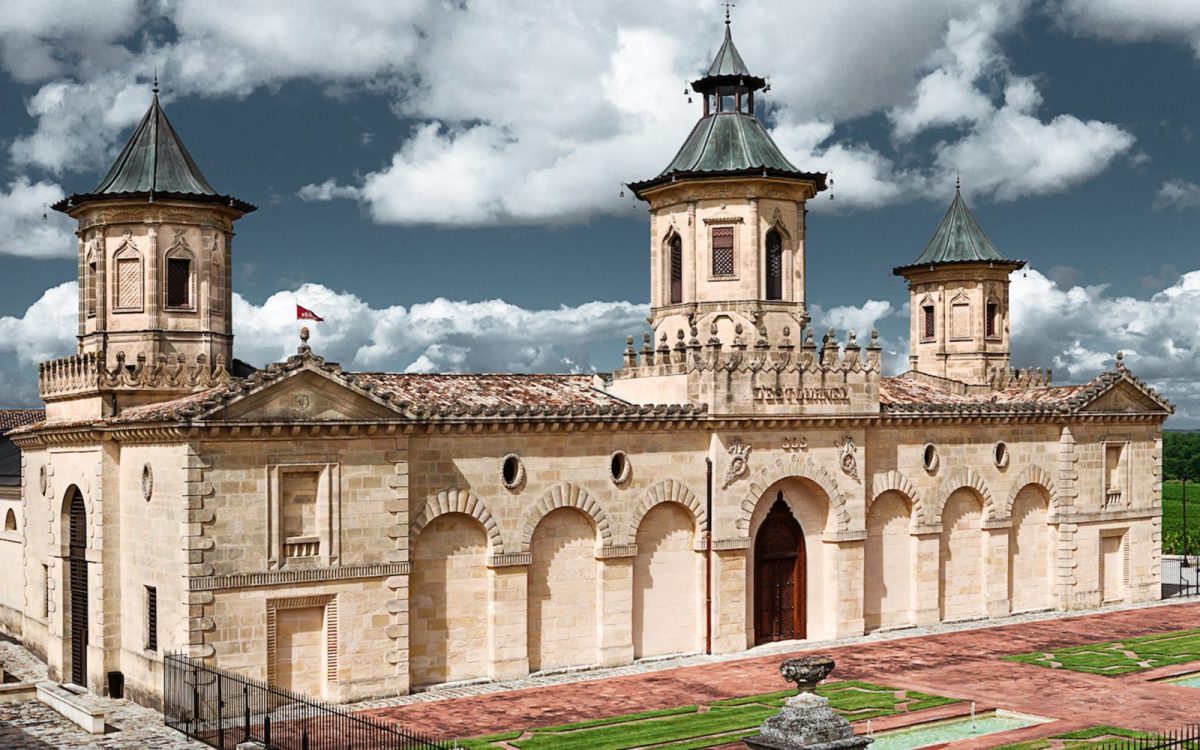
left=360, top=600, right=1200, bottom=744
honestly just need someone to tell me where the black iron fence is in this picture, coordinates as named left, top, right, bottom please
left=1096, top=724, right=1200, bottom=749
left=163, top=652, right=453, bottom=750
left=1162, top=555, right=1198, bottom=599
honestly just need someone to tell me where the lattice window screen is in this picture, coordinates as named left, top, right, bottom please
left=117, top=258, right=142, bottom=309
left=923, top=306, right=935, bottom=339
left=951, top=302, right=970, bottom=339
left=711, top=227, right=734, bottom=276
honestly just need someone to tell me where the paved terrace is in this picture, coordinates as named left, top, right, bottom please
left=359, top=599, right=1200, bottom=746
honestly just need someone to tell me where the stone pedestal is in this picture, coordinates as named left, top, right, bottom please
left=743, top=656, right=872, bottom=750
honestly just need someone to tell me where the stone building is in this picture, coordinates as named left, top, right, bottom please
left=2, top=25, right=1171, bottom=706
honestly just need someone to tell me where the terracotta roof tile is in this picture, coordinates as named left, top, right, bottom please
left=0, top=409, right=46, bottom=433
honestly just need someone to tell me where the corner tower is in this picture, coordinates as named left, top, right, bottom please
left=52, top=84, right=255, bottom=371
left=627, top=19, right=826, bottom=350
left=41, top=85, right=254, bottom=419
left=893, top=185, right=1024, bottom=384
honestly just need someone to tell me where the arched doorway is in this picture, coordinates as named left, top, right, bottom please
left=66, top=488, right=88, bottom=687
left=754, top=495, right=805, bottom=643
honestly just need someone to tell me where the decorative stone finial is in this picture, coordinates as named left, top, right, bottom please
left=1115, top=351, right=1125, bottom=370
left=298, top=326, right=311, bottom=355
left=745, top=656, right=871, bottom=750
left=781, top=656, right=835, bottom=694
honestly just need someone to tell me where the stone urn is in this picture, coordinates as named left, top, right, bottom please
left=743, top=656, right=872, bottom=750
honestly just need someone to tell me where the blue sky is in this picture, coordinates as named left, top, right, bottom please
left=1, top=1, right=1199, bottom=422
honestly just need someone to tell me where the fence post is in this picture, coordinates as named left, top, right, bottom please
left=244, top=684, right=250, bottom=741
left=264, top=714, right=271, bottom=750
left=217, top=675, right=225, bottom=750
left=302, top=727, right=310, bottom=750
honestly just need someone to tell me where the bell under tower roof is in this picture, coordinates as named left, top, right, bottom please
left=628, top=20, right=825, bottom=199
left=53, top=86, right=255, bottom=214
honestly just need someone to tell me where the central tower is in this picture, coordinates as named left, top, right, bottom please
left=627, top=19, right=826, bottom=350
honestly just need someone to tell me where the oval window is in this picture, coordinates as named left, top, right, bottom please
left=922, top=443, right=939, bottom=473
left=609, top=451, right=630, bottom=485
left=501, top=454, right=524, bottom=490
left=994, top=442, right=1009, bottom=469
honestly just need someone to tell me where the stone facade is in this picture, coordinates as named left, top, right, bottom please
left=0, top=23, right=1172, bottom=709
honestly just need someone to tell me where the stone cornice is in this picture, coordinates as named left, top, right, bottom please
left=11, top=409, right=1165, bottom=448
left=188, top=562, right=410, bottom=591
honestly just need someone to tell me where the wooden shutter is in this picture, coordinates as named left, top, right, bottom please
left=765, top=230, right=783, bottom=300
left=669, top=236, right=683, bottom=304
left=146, top=586, right=158, bottom=651
left=711, top=227, right=734, bottom=276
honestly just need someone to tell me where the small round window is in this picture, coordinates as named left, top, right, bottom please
left=922, top=443, right=939, bottom=473
left=501, top=454, right=525, bottom=490
left=609, top=451, right=631, bottom=485
left=994, top=442, right=1009, bottom=469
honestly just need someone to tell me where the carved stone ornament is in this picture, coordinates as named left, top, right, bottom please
left=142, top=463, right=154, bottom=502
left=745, top=656, right=872, bottom=750
left=781, top=656, right=835, bottom=694
left=723, top=438, right=752, bottom=489
left=835, top=436, right=859, bottom=483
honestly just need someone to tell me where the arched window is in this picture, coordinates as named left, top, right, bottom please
left=668, top=234, right=683, bottom=304
left=85, top=247, right=97, bottom=318
left=113, top=242, right=143, bottom=311
left=4, top=509, right=16, bottom=532
left=211, top=254, right=224, bottom=315
left=765, top=228, right=783, bottom=301
left=985, top=296, right=1000, bottom=338
left=950, top=293, right=970, bottom=340
left=164, top=240, right=195, bottom=310
left=921, top=297, right=935, bottom=341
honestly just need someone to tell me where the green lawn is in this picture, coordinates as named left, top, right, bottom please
left=452, top=680, right=957, bottom=750
left=992, top=725, right=1151, bottom=750
left=1003, top=627, right=1200, bottom=675
left=1162, top=481, right=1200, bottom=555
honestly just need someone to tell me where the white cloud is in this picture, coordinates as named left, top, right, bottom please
left=0, top=177, right=75, bottom=258
left=0, top=282, right=77, bottom=407
left=1010, top=267, right=1200, bottom=423
left=1153, top=179, right=1200, bottom=211
left=232, top=285, right=648, bottom=375
left=2, top=1, right=1137, bottom=224
left=1055, top=0, right=1200, bottom=56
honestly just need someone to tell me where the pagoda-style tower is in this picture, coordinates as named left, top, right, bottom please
left=41, top=85, right=254, bottom=418
left=893, top=185, right=1025, bottom=384
left=627, top=19, right=826, bottom=351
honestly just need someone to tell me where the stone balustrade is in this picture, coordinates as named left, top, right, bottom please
left=38, top=350, right=232, bottom=401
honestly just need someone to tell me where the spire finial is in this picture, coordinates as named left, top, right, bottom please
left=152, top=65, right=159, bottom=95
left=724, top=0, right=735, bottom=25
left=955, top=172, right=960, bottom=192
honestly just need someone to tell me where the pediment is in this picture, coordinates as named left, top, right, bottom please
left=1079, top=379, right=1169, bottom=414
left=209, top=369, right=403, bottom=422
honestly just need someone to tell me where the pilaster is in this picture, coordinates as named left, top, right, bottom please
left=983, top=525, right=1011, bottom=617
left=711, top=539, right=749, bottom=652
left=596, top=552, right=634, bottom=666
left=831, top=539, right=865, bottom=637
left=912, top=531, right=941, bottom=626
left=486, top=560, right=528, bottom=681
left=383, top=442, right=411, bottom=695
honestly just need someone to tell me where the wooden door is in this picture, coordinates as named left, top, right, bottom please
left=68, top=490, right=88, bottom=688
left=754, top=496, right=806, bottom=644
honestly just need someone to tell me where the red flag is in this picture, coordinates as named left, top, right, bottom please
left=296, top=305, right=324, bottom=322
